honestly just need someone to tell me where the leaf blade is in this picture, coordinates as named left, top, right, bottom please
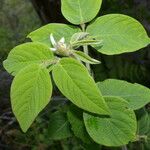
left=84, top=96, right=137, bottom=147
left=11, top=64, right=52, bottom=132
left=61, top=0, right=102, bottom=25
left=97, top=79, right=150, bottom=110
left=87, top=14, right=150, bottom=55
left=67, top=105, right=92, bottom=143
left=3, top=42, right=54, bottom=76
left=28, top=23, right=80, bottom=47
left=52, top=58, right=110, bottom=115
left=48, top=111, right=72, bottom=140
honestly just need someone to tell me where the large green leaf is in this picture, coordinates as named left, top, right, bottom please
left=28, top=23, right=80, bottom=47
left=97, top=79, right=150, bottom=110
left=11, top=64, right=52, bottom=132
left=87, top=14, right=150, bottom=55
left=3, top=42, right=54, bottom=76
left=67, top=105, right=92, bottom=143
left=84, top=96, right=137, bottom=147
left=48, top=111, right=72, bottom=140
left=52, top=58, right=110, bottom=115
left=61, top=0, right=102, bottom=25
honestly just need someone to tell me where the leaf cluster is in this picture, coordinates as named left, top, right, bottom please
left=3, top=0, right=150, bottom=148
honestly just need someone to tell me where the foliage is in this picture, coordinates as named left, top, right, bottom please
left=67, top=105, right=92, bottom=144
left=52, top=58, right=109, bottom=115
left=93, top=0, right=150, bottom=84
left=87, top=14, right=150, bottom=55
left=2, top=0, right=150, bottom=149
left=84, top=96, right=137, bottom=146
left=61, top=0, right=102, bottom=25
left=97, top=79, right=150, bottom=110
left=48, top=110, right=72, bottom=140
left=3, top=42, right=54, bottom=76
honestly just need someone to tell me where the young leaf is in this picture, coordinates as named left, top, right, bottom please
left=11, top=64, right=52, bottom=132
left=70, top=32, right=90, bottom=44
left=61, top=0, right=102, bottom=25
left=71, top=39, right=103, bottom=47
left=70, top=32, right=102, bottom=47
left=83, top=96, right=137, bottom=147
left=3, top=42, right=54, bottom=76
left=28, top=23, right=80, bottom=47
left=48, top=111, right=72, bottom=140
left=73, top=51, right=101, bottom=64
left=52, top=58, right=110, bottom=115
left=87, top=14, right=150, bottom=55
left=67, top=105, right=92, bottom=143
left=97, top=79, right=150, bottom=110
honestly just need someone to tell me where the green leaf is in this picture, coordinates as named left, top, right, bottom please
left=11, top=64, right=52, bottom=132
left=136, top=109, right=150, bottom=135
left=61, top=0, right=102, bottom=25
left=52, top=58, right=110, bottom=115
left=87, top=14, right=150, bottom=55
left=97, top=79, right=150, bottom=110
left=73, top=51, right=101, bottom=64
left=48, top=111, right=72, bottom=140
left=67, top=105, right=92, bottom=143
left=28, top=23, right=80, bottom=47
left=3, top=42, right=54, bottom=76
left=83, top=96, right=137, bottom=147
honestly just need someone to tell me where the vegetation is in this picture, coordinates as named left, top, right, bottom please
left=0, top=0, right=150, bottom=150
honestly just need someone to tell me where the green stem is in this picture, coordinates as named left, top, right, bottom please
left=122, top=145, right=128, bottom=150
left=81, top=24, right=92, bottom=74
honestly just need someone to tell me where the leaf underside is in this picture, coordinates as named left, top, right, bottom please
left=52, top=58, right=110, bottom=115
left=11, top=64, right=52, bottom=132
left=3, top=42, right=54, bottom=76
left=97, top=79, right=150, bottom=110
left=84, top=96, right=137, bottom=147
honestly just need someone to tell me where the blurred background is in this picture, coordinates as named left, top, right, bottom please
left=0, top=0, right=150, bottom=149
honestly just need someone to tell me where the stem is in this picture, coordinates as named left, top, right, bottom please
left=122, top=145, right=128, bottom=150
left=80, top=24, right=92, bottom=74
left=83, top=45, right=91, bottom=73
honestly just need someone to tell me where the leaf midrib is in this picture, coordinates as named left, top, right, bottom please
left=58, top=63, right=107, bottom=113
left=103, top=94, right=148, bottom=98
left=52, top=121, right=68, bottom=136
left=77, top=0, right=84, bottom=23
